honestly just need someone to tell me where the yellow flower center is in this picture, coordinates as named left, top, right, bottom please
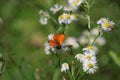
left=73, top=0, right=80, bottom=6
left=76, top=0, right=80, bottom=3
left=66, top=14, right=70, bottom=20
left=105, top=22, right=110, bottom=28
left=78, top=54, right=82, bottom=58
left=88, top=63, right=93, bottom=68
left=63, top=63, right=68, bottom=68
left=86, top=55, right=91, bottom=60
left=71, top=14, right=76, bottom=18
left=87, top=45, right=93, bottom=50
left=59, top=15, right=64, bottom=20
left=73, top=1, right=78, bottom=6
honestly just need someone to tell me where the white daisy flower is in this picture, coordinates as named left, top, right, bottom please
left=39, top=10, right=50, bottom=25
left=96, top=37, right=106, bottom=46
left=101, top=20, right=115, bottom=31
left=83, top=45, right=98, bottom=53
left=39, top=10, right=49, bottom=18
left=64, top=13, right=72, bottom=24
left=78, top=36, right=88, bottom=45
left=58, top=14, right=65, bottom=24
left=63, top=6, right=74, bottom=12
left=68, top=0, right=84, bottom=9
left=65, top=37, right=79, bottom=49
left=79, top=34, right=95, bottom=46
left=78, top=30, right=90, bottom=46
left=90, top=28, right=99, bottom=36
left=39, top=17, right=48, bottom=25
left=71, top=14, right=77, bottom=21
left=48, top=34, right=54, bottom=40
left=82, top=30, right=89, bottom=37
left=97, top=18, right=106, bottom=25
left=83, top=52, right=97, bottom=62
left=75, top=53, right=84, bottom=63
left=50, top=4, right=63, bottom=14
left=44, top=42, right=51, bottom=55
left=58, top=13, right=76, bottom=24
left=83, top=60, right=98, bottom=74
left=97, top=18, right=115, bottom=31
left=61, top=63, right=69, bottom=72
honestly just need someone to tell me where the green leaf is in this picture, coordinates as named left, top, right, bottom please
left=109, top=51, right=120, bottom=67
left=52, top=69, right=61, bottom=80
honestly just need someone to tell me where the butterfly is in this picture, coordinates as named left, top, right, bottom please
left=48, top=34, right=65, bottom=48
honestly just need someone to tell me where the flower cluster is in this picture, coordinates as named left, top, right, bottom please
left=41, top=0, right=115, bottom=79
left=75, top=45, right=98, bottom=74
left=44, top=34, right=83, bottom=55
left=79, top=28, right=106, bottom=46
left=58, top=13, right=77, bottom=24
left=39, top=0, right=85, bottom=26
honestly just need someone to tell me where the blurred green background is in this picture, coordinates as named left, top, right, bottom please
left=0, top=0, right=120, bottom=80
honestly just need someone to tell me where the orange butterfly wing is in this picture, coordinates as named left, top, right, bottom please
left=48, top=34, right=65, bottom=47
left=49, top=40, right=59, bottom=47
left=54, top=34, right=65, bottom=45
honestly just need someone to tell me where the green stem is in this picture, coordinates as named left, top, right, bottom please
left=68, top=47, right=76, bottom=80
left=86, top=0, right=91, bottom=45
left=92, top=28, right=102, bottom=46
left=85, top=0, right=90, bottom=14
left=68, top=70, right=73, bottom=80
left=75, top=65, right=82, bottom=80
left=80, top=72, right=86, bottom=79
left=87, top=15, right=90, bottom=30
left=57, top=24, right=69, bottom=34
left=87, top=15, right=91, bottom=45
left=64, top=24, right=69, bottom=34
left=69, top=47, right=73, bottom=56
left=49, top=16, right=58, bottom=30
left=57, top=26, right=62, bottom=34
left=55, top=52, right=61, bottom=68
left=71, top=65, right=75, bottom=80
left=50, top=16, right=58, bottom=25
